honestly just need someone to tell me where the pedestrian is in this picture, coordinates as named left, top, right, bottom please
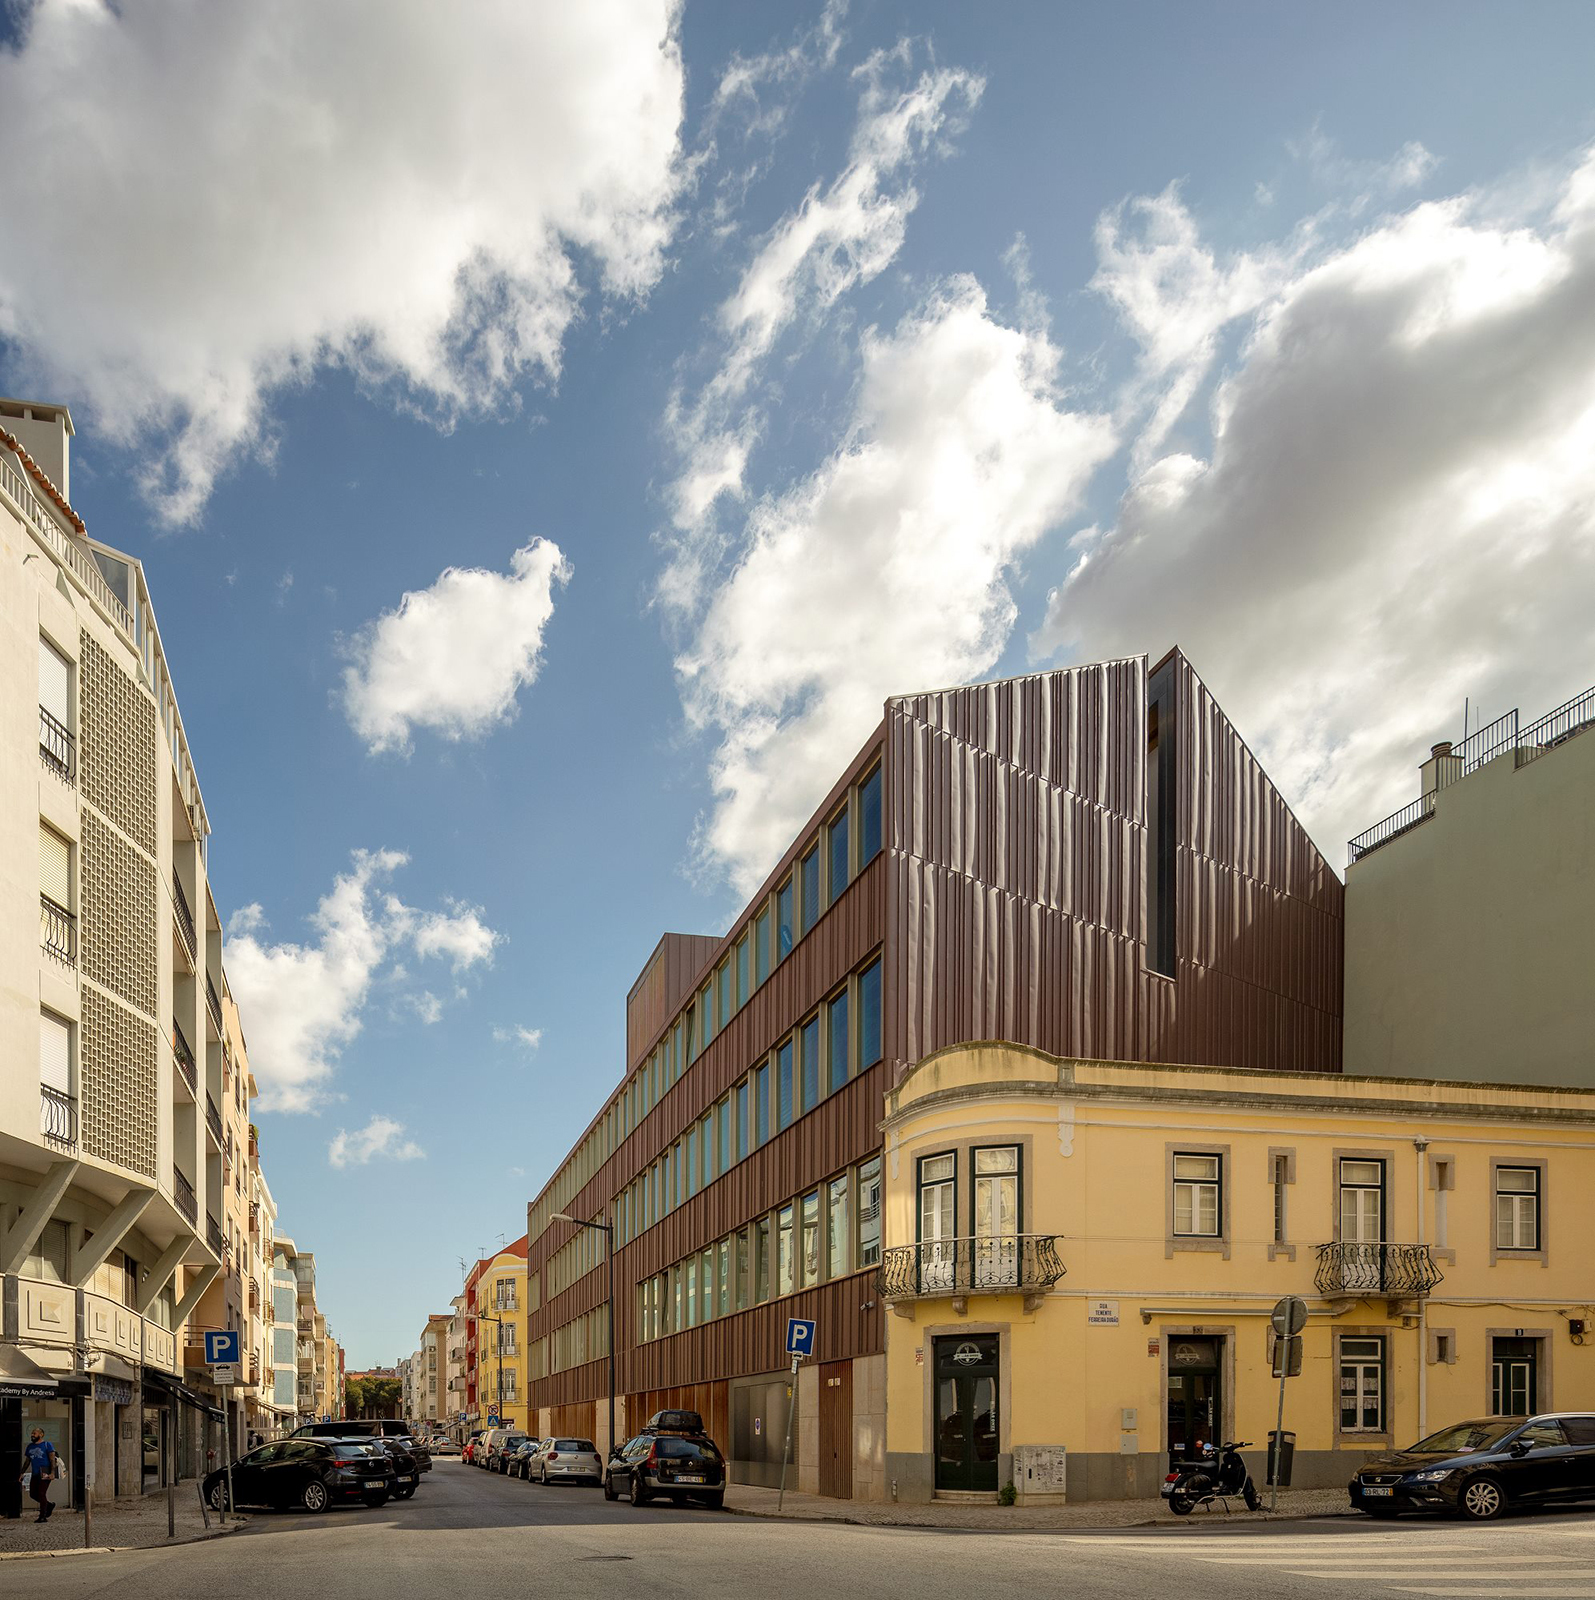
left=20, top=1429, right=57, bottom=1522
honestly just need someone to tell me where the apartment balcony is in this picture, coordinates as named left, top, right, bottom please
left=205, top=1092, right=223, bottom=1150
left=205, top=972, right=224, bottom=1036
left=39, top=705, right=76, bottom=782
left=172, top=1021, right=198, bottom=1098
left=249, top=1201, right=260, bottom=1236
left=172, top=1165, right=198, bottom=1225
left=172, top=871, right=197, bottom=965
left=1314, top=1242, right=1443, bottom=1301
left=249, top=1276, right=261, bottom=1312
left=40, top=1083, right=77, bottom=1152
left=206, top=1211, right=224, bottom=1258
left=40, top=894, right=76, bottom=967
left=878, top=1234, right=1067, bottom=1314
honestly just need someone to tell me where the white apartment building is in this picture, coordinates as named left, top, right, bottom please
left=269, top=1237, right=299, bottom=1427
left=1, top=399, right=230, bottom=1508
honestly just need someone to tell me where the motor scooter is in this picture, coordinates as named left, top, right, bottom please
left=1162, top=1439, right=1260, bottom=1514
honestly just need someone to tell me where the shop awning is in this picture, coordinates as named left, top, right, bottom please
left=0, top=1344, right=61, bottom=1399
left=143, top=1367, right=225, bottom=1421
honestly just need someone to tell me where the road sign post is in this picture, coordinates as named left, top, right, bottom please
left=1269, top=1295, right=1308, bottom=1512
left=203, top=1330, right=242, bottom=1515
left=777, top=1319, right=817, bottom=1512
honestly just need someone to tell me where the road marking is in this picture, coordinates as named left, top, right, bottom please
left=1196, top=1556, right=1581, bottom=1567
left=1390, top=1590, right=1595, bottom=1598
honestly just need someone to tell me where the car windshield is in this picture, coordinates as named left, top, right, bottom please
left=655, top=1439, right=718, bottom=1461
left=1407, top=1420, right=1518, bottom=1454
left=555, top=1440, right=594, bottom=1452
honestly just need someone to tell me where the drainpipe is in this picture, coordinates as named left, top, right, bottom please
left=1414, top=1138, right=1429, bottom=1439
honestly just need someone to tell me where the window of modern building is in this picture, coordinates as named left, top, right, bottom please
left=685, top=1257, right=699, bottom=1327
left=39, top=826, right=73, bottom=966
left=718, top=960, right=731, bottom=1030
left=755, top=908, right=770, bottom=986
left=777, top=1203, right=796, bottom=1296
left=755, top=1217, right=772, bottom=1303
left=40, top=1010, right=71, bottom=1121
left=859, top=765, right=882, bottom=865
left=39, top=637, right=73, bottom=780
left=736, top=1229, right=751, bottom=1311
left=700, top=981, right=715, bottom=1046
left=1340, top=1336, right=1385, bottom=1432
left=776, top=881, right=794, bottom=963
left=828, top=988, right=850, bottom=1094
left=827, top=1174, right=850, bottom=1278
left=801, top=1191, right=822, bottom=1287
left=754, top=1062, right=770, bottom=1147
left=800, top=844, right=821, bottom=934
left=1173, top=1154, right=1222, bottom=1236
left=1339, top=1159, right=1385, bottom=1244
left=857, top=1156, right=883, bottom=1267
left=800, top=1016, right=820, bottom=1113
left=717, top=1097, right=731, bottom=1174
left=717, top=1238, right=731, bottom=1316
left=828, top=806, right=850, bottom=905
left=735, top=934, right=750, bottom=1010
left=859, top=959, right=882, bottom=1070
left=735, top=1079, right=750, bottom=1162
left=1496, top=1167, right=1541, bottom=1251
left=777, top=1038, right=794, bottom=1130
left=686, top=1002, right=698, bottom=1064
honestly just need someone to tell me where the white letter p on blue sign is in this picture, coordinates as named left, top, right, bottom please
left=785, top=1318, right=816, bottom=1358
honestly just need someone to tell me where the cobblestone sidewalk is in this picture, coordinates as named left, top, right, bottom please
left=0, top=1490, right=247, bottom=1558
left=722, top=1483, right=1353, bottom=1530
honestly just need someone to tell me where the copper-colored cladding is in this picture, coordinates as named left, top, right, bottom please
left=525, top=650, right=1343, bottom=1426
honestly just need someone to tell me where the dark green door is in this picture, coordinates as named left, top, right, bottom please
left=1492, top=1338, right=1538, bottom=1416
left=934, top=1336, right=1000, bottom=1492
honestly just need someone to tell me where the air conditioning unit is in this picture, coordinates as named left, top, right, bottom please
left=1012, top=1444, right=1068, bottom=1504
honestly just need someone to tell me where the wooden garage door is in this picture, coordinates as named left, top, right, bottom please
left=818, top=1360, right=852, bottom=1499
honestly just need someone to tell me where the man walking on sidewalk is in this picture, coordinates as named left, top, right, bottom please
left=20, top=1429, right=58, bottom=1522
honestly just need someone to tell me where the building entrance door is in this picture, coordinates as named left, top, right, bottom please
left=818, top=1361, right=853, bottom=1499
left=1167, top=1337, right=1222, bottom=1466
left=934, top=1335, right=999, bottom=1492
left=1492, top=1338, right=1538, bottom=1416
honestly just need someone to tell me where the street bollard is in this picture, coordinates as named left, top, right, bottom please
left=83, top=1484, right=92, bottom=1548
left=168, top=1482, right=176, bottom=1538
left=196, top=1479, right=210, bottom=1530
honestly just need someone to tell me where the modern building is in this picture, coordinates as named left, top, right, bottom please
left=269, top=1237, right=299, bottom=1431
left=522, top=653, right=1345, bottom=1491
left=248, top=1156, right=290, bottom=1440
left=1345, top=683, right=1595, bottom=1087
left=879, top=1040, right=1595, bottom=1501
left=1, top=400, right=238, bottom=1511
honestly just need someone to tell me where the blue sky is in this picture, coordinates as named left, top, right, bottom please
left=3, top=1, right=1594, bottom=1366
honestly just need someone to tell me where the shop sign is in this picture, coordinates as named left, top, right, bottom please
left=93, top=1376, right=135, bottom=1405
left=0, top=1381, right=58, bottom=1400
left=1171, top=1340, right=1212, bottom=1367
left=1088, top=1299, right=1120, bottom=1326
left=951, top=1343, right=983, bottom=1367
left=1147, top=1338, right=1161, bottom=1358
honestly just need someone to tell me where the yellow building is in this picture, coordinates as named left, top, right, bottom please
left=881, top=1045, right=1595, bottom=1503
left=471, top=1241, right=531, bottom=1434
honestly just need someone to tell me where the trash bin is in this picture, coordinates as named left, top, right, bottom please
left=1267, top=1430, right=1296, bottom=1488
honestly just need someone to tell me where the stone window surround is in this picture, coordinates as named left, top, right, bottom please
left=1165, top=1142, right=1231, bottom=1257
left=1489, top=1157, right=1548, bottom=1268
left=1426, top=1326, right=1458, bottom=1366
left=1426, top=1153, right=1457, bottom=1266
left=1332, top=1325, right=1394, bottom=1448
left=1330, top=1146, right=1398, bottom=1243
left=902, top=1134, right=1036, bottom=1243
left=1485, top=1326, right=1554, bottom=1415
left=1267, top=1146, right=1296, bottom=1262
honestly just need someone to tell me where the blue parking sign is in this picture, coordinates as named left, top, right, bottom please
left=204, top=1329, right=241, bottom=1364
left=785, top=1318, right=817, bottom=1359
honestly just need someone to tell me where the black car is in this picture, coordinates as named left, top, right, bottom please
left=203, top=1438, right=394, bottom=1513
left=1350, top=1413, right=1595, bottom=1520
left=603, top=1411, right=726, bottom=1509
left=294, top=1420, right=432, bottom=1474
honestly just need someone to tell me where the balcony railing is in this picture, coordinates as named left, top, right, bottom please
left=173, top=1165, right=198, bottom=1225
left=1313, top=1241, right=1443, bottom=1299
left=172, top=1021, right=197, bottom=1095
left=249, top=1201, right=260, bottom=1235
left=206, top=1212, right=224, bottom=1257
left=40, top=1083, right=77, bottom=1150
left=40, top=893, right=76, bottom=966
left=39, top=706, right=75, bottom=782
left=206, top=973, right=223, bottom=1033
left=205, top=1092, right=223, bottom=1148
left=878, top=1234, right=1067, bottom=1303
left=172, top=872, right=197, bottom=961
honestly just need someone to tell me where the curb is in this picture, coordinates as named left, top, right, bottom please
left=719, top=1504, right=1359, bottom=1534
left=0, top=1520, right=245, bottom=1562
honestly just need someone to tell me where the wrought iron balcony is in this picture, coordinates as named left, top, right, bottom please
left=1314, top=1241, right=1443, bottom=1299
left=39, top=893, right=76, bottom=966
left=207, top=1212, right=224, bottom=1257
left=172, top=1021, right=197, bottom=1095
left=173, top=1165, right=198, bottom=1225
left=40, top=705, right=76, bottom=782
left=206, top=972, right=224, bottom=1033
left=878, top=1234, right=1066, bottom=1309
left=40, top=1083, right=77, bottom=1150
left=205, top=1092, right=223, bottom=1148
left=172, top=871, right=197, bottom=961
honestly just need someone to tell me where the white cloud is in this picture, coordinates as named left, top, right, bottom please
left=408, top=992, right=443, bottom=1026
left=226, top=850, right=499, bottom=1111
left=679, top=278, right=1117, bottom=892
left=329, top=1115, right=425, bottom=1169
left=661, top=46, right=983, bottom=605
left=1037, top=144, right=1595, bottom=861
left=0, top=1, right=684, bottom=522
left=493, top=1025, right=543, bottom=1053
left=707, top=0, right=847, bottom=141
left=341, top=540, right=570, bottom=754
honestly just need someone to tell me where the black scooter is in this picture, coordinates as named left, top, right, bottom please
left=1163, top=1439, right=1261, bottom=1514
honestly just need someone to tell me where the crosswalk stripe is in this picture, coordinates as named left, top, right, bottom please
left=1389, top=1589, right=1595, bottom=1598
left=1195, top=1557, right=1581, bottom=1568
left=1300, top=1580, right=1595, bottom=1590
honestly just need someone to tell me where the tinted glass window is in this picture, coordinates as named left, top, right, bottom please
left=1516, top=1420, right=1568, bottom=1448
left=1410, top=1420, right=1517, bottom=1454
left=555, top=1440, right=594, bottom=1452
left=1562, top=1417, right=1595, bottom=1446
left=859, top=767, right=882, bottom=863
left=655, top=1439, right=711, bottom=1459
left=859, top=959, right=882, bottom=1068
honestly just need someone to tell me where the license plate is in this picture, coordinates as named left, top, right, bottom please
left=678, top=1475, right=706, bottom=1484
left=397, top=1476, right=413, bottom=1484
left=1362, top=1486, right=1394, bottom=1497
left=364, top=1479, right=384, bottom=1489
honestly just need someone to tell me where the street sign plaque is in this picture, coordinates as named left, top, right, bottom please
left=1270, top=1296, right=1308, bottom=1338
left=212, top=1363, right=238, bottom=1386
left=785, top=1318, right=817, bottom=1359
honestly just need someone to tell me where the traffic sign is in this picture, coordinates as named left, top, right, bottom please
left=487, top=1413, right=500, bottom=1426
left=785, top=1318, right=816, bottom=1359
left=204, top=1329, right=241, bottom=1365
left=1271, top=1335, right=1303, bottom=1378
left=323, top=1414, right=332, bottom=1423
left=212, top=1363, right=238, bottom=1386
left=1270, top=1296, right=1308, bottom=1338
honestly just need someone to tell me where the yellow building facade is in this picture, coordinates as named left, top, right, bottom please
left=881, top=1045, right=1595, bottom=1503
left=472, top=1246, right=530, bottom=1434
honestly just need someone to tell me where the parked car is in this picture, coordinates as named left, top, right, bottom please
left=463, top=1431, right=486, bottom=1464
left=204, top=1438, right=394, bottom=1513
left=1349, top=1413, right=1595, bottom=1520
left=507, top=1438, right=542, bottom=1479
left=293, top=1421, right=431, bottom=1483
left=483, top=1429, right=531, bottom=1472
left=430, top=1437, right=461, bottom=1456
left=604, top=1412, right=726, bottom=1509
left=527, top=1436, right=603, bottom=1486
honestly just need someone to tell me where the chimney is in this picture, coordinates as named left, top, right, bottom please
left=1419, top=740, right=1463, bottom=799
left=0, top=398, right=74, bottom=503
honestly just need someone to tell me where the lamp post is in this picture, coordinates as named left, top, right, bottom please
left=553, top=1212, right=615, bottom=1457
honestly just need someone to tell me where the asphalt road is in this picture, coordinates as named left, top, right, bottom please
left=19, top=1460, right=1595, bottom=1600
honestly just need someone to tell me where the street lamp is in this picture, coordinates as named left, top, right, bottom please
left=552, top=1212, right=615, bottom=1457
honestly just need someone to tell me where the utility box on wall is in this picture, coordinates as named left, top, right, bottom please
left=1012, top=1444, right=1068, bottom=1505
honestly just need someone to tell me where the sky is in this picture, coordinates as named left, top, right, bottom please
left=3, top=0, right=1594, bottom=1368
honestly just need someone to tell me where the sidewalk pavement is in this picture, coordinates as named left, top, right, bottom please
left=722, top=1482, right=1353, bottom=1530
left=0, top=1490, right=247, bottom=1558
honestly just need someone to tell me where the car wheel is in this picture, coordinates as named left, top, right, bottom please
left=603, top=1473, right=618, bottom=1502
left=302, top=1478, right=331, bottom=1513
left=632, top=1478, right=651, bottom=1507
left=1459, top=1475, right=1507, bottom=1521
left=703, top=1492, right=725, bottom=1511
left=363, top=1493, right=389, bottom=1509
left=207, top=1481, right=228, bottom=1511
left=394, top=1485, right=416, bottom=1501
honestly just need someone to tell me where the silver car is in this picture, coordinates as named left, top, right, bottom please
left=526, top=1436, right=603, bottom=1485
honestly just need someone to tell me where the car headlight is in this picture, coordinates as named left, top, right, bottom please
left=1408, top=1469, right=1452, bottom=1482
